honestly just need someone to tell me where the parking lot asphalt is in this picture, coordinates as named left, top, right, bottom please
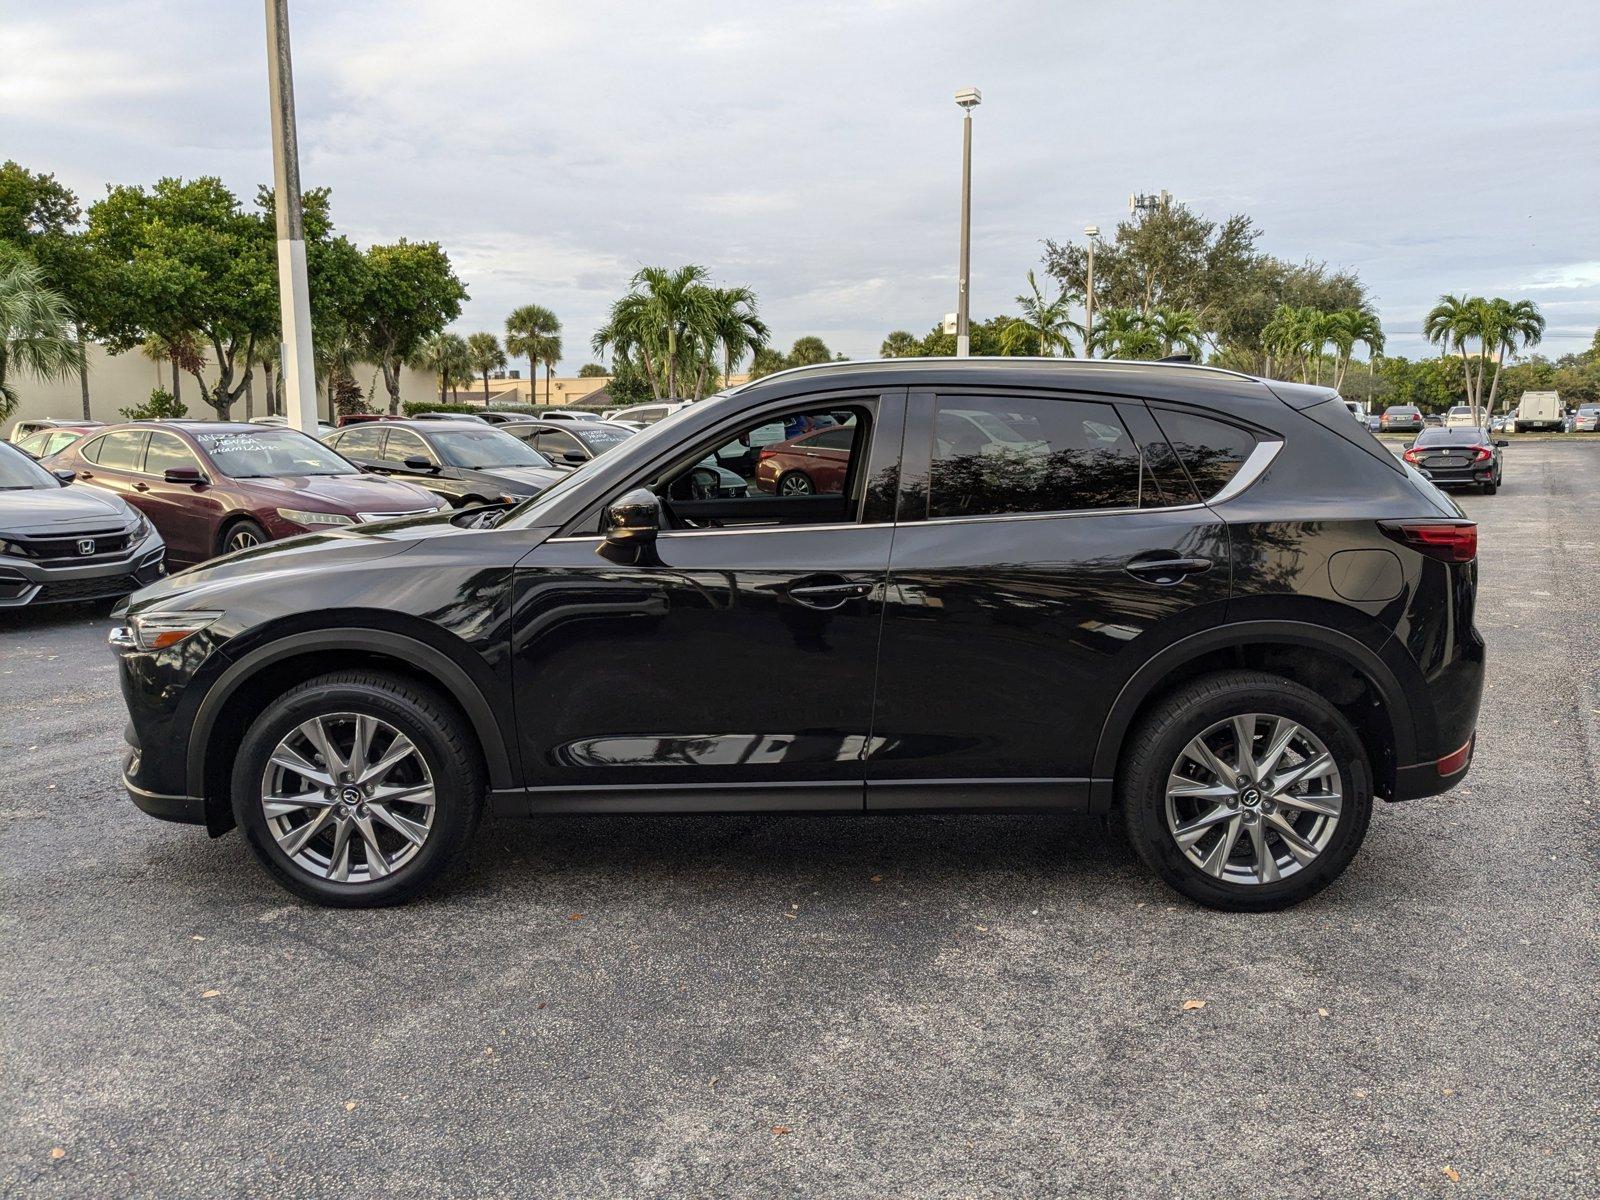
left=2, top=442, right=1596, bottom=1199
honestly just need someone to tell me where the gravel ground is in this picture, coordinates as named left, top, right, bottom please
left=2, top=441, right=1596, bottom=1198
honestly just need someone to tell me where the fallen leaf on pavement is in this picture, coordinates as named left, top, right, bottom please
left=771, top=1126, right=791, bottom=1136
left=1182, top=999, right=1206, bottom=1011
left=568, top=913, right=583, bottom=921
left=1317, top=1008, right=1330, bottom=1018
left=344, top=1101, right=357, bottom=1111
left=1441, top=1166, right=1460, bottom=1182
left=50, top=1148, right=65, bottom=1160
left=201, top=990, right=221, bottom=999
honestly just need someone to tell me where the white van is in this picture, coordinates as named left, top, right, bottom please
left=1514, top=391, right=1563, bottom=433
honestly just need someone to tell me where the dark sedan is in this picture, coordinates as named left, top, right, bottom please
left=499, top=418, right=637, bottom=468
left=1402, top=427, right=1506, bottom=494
left=44, top=423, right=443, bottom=565
left=321, top=420, right=565, bottom=506
left=0, top=441, right=166, bottom=607
left=1380, top=405, right=1425, bottom=433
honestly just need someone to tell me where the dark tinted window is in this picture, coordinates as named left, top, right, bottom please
left=95, top=431, right=149, bottom=472
left=1150, top=409, right=1257, bottom=498
left=809, top=426, right=855, bottom=451
left=333, top=426, right=387, bottom=457
left=1415, top=428, right=1488, bottom=447
left=142, top=431, right=201, bottom=476
left=928, top=396, right=1142, bottom=518
left=426, top=426, right=551, bottom=468
left=532, top=430, right=582, bottom=457
left=0, top=443, right=56, bottom=489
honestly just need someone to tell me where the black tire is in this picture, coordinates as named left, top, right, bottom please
left=1482, top=478, right=1498, bottom=495
left=776, top=471, right=815, bottom=496
left=232, top=670, right=485, bottom=907
left=219, top=518, right=269, bottom=556
left=1119, top=670, right=1373, bottom=912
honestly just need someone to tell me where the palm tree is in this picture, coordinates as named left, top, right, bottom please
left=0, top=246, right=79, bottom=422
left=627, top=265, right=715, bottom=399
left=1001, top=270, right=1081, bottom=356
left=592, top=291, right=663, bottom=400
left=1326, top=308, right=1384, bottom=391
left=1424, top=293, right=1488, bottom=420
left=466, top=332, right=507, bottom=402
left=410, top=332, right=472, bottom=404
left=702, top=285, right=769, bottom=393
left=1088, top=308, right=1160, bottom=359
left=505, top=304, right=561, bottom=405
left=1147, top=308, right=1204, bottom=360
left=1482, top=298, right=1544, bottom=416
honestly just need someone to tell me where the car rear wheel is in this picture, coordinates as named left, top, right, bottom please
left=776, top=471, right=815, bottom=496
left=1119, top=671, right=1373, bottom=912
left=220, top=518, right=268, bottom=555
left=232, top=670, right=485, bottom=907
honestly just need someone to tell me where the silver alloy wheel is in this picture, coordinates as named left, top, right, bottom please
left=227, top=527, right=262, bottom=551
left=1164, top=713, right=1343, bottom=886
left=778, top=473, right=814, bottom=496
left=260, top=711, right=436, bottom=883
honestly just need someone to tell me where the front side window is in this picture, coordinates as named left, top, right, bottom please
left=927, top=396, right=1142, bottom=519
left=425, top=427, right=553, bottom=469
left=1149, top=409, right=1259, bottom=500
left=196, top=429, right=358, bottom=478
left=382, top=429, right=436, bottom=464
left=94, top=431, right=150, bottom=473
left=331, top=426, right=387, bottom=458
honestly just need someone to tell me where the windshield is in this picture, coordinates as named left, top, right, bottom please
left=427, top=427, right=553, bottom=469
left=0, top=443, right=58, bottom=489
left=1416, top=429, right=1486, bottom=446
left=574, top=426, right=635, bottom=452
left=198, top=428, right=359, bottom=478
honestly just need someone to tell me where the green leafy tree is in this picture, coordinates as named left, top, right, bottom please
left=1325, top=308, right=1385, bottom=390
left=358, top=239, right=468, bottom=413
left=505, top=303, right=562, bottom=404
left=1001, top=270, right=1081, bottom=356
left=880, top=330, right=921, bottom=358
left=577, top=362, right=608, bottom=377
left=1087, top=308, right=1161, bottom=359
left=0, top=244, right=80, bottom=421
left=410, top=332, right=473, bottom=403
left=1147, top=307, right=1204, bottom=359
left=1481, top=298, right=1545, bottom=415
left=701, top=286, right=769, bottom=392
left=466, top=331, right=507, bottom=401
left=119, top=387, right=187, bottom=420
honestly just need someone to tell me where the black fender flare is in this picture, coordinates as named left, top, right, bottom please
left=1089, top=620, right=1417, bottom=798
left=186, top=627, right=516, bottom=798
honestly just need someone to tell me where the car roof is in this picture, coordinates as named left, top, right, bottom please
left=503, top=418, right=622, bottom=433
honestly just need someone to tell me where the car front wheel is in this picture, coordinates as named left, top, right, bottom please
left=232, top=670, right=485, bottom=906
left=1119, top=671, right=1373, bottom=912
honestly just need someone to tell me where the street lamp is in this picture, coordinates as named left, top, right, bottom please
left=264, top=0, right=317, bottom=433
left=954, top=87, right=980, bottom=357
left=1083, top=224, right=1099, bottom=359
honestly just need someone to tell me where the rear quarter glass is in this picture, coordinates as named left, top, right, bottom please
left=1147, top=408, right=1257, bottom=498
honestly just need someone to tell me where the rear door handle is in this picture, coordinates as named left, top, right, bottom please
left=1125, top=554, right=1213, bottom=586
left=133, top=482, right=150, bottom=492
left=786, top=576, right=874, bottom=610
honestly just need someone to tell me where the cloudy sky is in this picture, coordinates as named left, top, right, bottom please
left=6, top=0, right=1598, bottom=371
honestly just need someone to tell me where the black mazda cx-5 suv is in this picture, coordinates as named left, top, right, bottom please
left=111, top=360, right=1484, bottom=910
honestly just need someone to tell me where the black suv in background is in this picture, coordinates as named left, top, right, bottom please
left=111, top=360, right=1483, bottom=911
left=0, top=441, right=166, bottom=608
left=321, top=419, right=564, bottom=506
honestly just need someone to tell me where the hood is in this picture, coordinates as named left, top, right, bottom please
left=228, top=472, right=440, bottom=512
left=0, top=483, right=134, bottom=534
left=466, top=465, right=565, bottom=495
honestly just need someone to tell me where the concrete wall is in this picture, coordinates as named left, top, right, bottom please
left=1, top=344, right=439, bottom=435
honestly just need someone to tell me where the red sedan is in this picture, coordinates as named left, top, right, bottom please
left=754, top=424, right=855, bottom=495
left=44, top=422, right=444, bottom=566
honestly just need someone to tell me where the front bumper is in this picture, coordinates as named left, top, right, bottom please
left=123, top=748, right=206, bottom=825
left=0, top=531, right=166, bottom=608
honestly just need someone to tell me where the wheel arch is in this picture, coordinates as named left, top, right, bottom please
left=188, top=627, right=515, bottom=831
left=1091, top=621, right=1417, bottom=804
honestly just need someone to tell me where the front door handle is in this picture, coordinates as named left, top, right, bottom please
left=786, top=576, right=874, bottom=610
left=1125, top=554, right=1213, bottom=586
left=133, top=482, right=150, bottom=492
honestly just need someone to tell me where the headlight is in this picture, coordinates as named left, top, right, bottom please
left=0, top=539, right=18, bottom=557
left=129, top=511, right=150, bottom=540
left=276, top=507, right=354, bottom=528
left=128, top=610, right=223, bottom=651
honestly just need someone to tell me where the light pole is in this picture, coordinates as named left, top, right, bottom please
left=264, top=0, right=317, bottom=434
left=1083, top=225, right=1098, bottom=359
left=954, top=87, right=980, bottom=357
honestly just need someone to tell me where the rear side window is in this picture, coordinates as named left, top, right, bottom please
left=94, top=431, right=150, bottom=472
left=334, top=426, right=387, bottom=457
left=1149, top=409, right=1257, bottom=499
left=928, top=396, right=1143, bottom=518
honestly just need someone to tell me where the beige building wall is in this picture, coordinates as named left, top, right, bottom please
left=2, top=343, right=441, bottom=435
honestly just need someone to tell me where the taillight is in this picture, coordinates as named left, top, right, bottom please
left=1402, top=448, right=1424, bottom=463
left=1380, top=520, right=1477, bottom=563
left=1471, top=447, right=1491, bottom=462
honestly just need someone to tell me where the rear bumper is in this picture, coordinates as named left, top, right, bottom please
left=1417, top=465, right=1495, bottom=486
left=1392, top=734, right=1475, bottom=801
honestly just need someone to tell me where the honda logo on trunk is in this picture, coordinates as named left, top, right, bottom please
left=77, top=538, right=96, bottom=556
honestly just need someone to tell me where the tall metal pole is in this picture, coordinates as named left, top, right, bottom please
left=1084, top=235, right=1096, bottom=359
left=955, top=106, right=974, bottom=358
left=265, top=0, right=316, bottom=434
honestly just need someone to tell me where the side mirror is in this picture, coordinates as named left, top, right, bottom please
left=164, top=466, right=206, bottom=485
left=603, top=488, right=661, bottom=544
left=403, top=455, right=436, bottom=472
left=1494, top=439, right=1509, bottom=448
left=53, top=468, right=76, bottom=484
left=1402, top=440, right=1415, bottom=450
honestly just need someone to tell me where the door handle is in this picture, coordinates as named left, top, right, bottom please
left=786, top=577, right=874, bottom=610
left=79, top=470, right=93, bottom=479
left=1124, top=554, right=1213, bottom=586
left=133, top=482, right=150, bottom=492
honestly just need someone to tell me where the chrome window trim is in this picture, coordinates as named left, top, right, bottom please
left=545, top=520, right=892, bottom=544
left=1205, top=438, right=1283, bottom=505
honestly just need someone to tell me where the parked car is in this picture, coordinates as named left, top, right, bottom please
left=0, top=440, right=166, bottom=608
left=535, top=409, right=599, bottom=423
left=498, top=418, right=637, bottom=467
left=1401, top=427, right=1506, bottom=493
left=8, top=417, right=105, bottom=444
left=411, top=412, right=489, bottom=424
left=320, top=419, right=565, bottom=506
left=112, top=359, right=1483, bottom=912
left=14, top=423, right=100, bottom=459
left=44, top=422, right=443, bottom=566
left=335, top=413, right=396, bottom=427
left=1379, top=405, right=1424, bottom=433
left=604, top=401, right=688, bottom=429
left=1573, top=405, right=1600, bottom=433
left=1342, top=400, right=1368, bottom=425
left=1423, top=413, right=1445, bottom=428
left=251, top=414, right=337, bottom=437
left=1443, top=406, right=1480, bottom=430
left=1513, top=390, right=1563, bottom=433
left=754, top=420, right=857, bottom=495
left=477, top=411, right=535, bottom=426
